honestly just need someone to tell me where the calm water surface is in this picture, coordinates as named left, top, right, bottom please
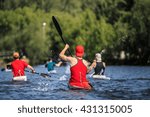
left=0, top=65, right=150, bottom=100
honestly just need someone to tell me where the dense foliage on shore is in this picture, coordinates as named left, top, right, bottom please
left=0, top=0, right=149, bottom=65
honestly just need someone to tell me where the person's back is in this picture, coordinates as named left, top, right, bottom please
left=59, top=44, right=92, bottom=90
left=94, top=53, right=105, bottom=75
left=70, top=58, right=89, bottom=88
left=11, top=52, right=35, bottom=79
left=11, top=59, right=28, bottom=77
left=94, top=62, right=105, bottom=75
left=47, top=61, right=55, bottom=71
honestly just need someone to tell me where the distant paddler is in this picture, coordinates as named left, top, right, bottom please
left=88, top=53, right=106, bottom=75
left=59, top=44, right=92, bottom=90
left=45, top=58, right=62, bottom=74
left=88, top=53, right=110, bottom=80
left=11, top=52, right=35, bottom=81
left=1, top=64, right=12, bottom=72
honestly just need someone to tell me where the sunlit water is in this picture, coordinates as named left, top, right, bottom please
left=0, top=65, right=150, bottom=100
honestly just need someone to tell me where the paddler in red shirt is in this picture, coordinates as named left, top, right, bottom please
left=59, top=44, right=92, bottom=90
left=11, top=52, right=35, bottom=78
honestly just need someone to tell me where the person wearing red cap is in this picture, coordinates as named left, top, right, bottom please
left=59, top=44, right=92, bottom=90
left=11, top=52, right=35, bottom=81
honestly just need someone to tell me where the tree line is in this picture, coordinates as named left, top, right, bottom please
left=0, top=0, right=149, bottom=65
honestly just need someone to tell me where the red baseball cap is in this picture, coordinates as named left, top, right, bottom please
left=75, top=45, right=84, bottom=57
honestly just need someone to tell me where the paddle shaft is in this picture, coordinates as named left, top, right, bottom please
left=60, top=35, right=72, bottom=56
left=25, top=70, right=51, bottom=78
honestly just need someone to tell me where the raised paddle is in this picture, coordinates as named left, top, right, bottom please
left=25, top=70, right=51, bottom=79
left=52, top=16, right=73, bottom=57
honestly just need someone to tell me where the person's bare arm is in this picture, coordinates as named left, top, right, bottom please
left=101, top=62, right=106, bottom=75
left=55, top=61, right=62, bottom=67
left=59, top=44, right=77, bottom=66
left=27, top=65, right=35, bottom=73
left=59, top=44, right=70, bottom=61
left=87, top=60, right=96, bottom=73
left=103, top=62, right=106, bottom=67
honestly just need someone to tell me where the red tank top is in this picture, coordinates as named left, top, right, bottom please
left=11, top=59, right=28, bottom=77
left=69, top=58, right=89, bottom=88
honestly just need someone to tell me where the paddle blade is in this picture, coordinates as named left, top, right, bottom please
left=52, top=16, right=62, bottom=36
left=25, top=70, right=51, bottom=79
left=52, top=16, right=72, bottom=56
left=41, top=73, right=51, bottom=78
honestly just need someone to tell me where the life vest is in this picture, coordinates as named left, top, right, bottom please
left=69, top=58, right=91, bottom=90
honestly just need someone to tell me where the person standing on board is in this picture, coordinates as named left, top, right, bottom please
left=59, top=44, right=92, bottom=90
left=88, top=53, right=106, bottom=75
left=11, top=52, right=35, bottom=80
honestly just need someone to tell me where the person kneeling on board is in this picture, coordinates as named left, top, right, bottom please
left=88, top=53, right=106, bottom=75
left=59, top=44, right=92, bottom=90
left=11, top=52, right=35, bottom=81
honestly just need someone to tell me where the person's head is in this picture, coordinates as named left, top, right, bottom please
left=48, top=58, right=53, bottom=62
left=75, top=45, right=84, bottom=57
left=95, top=53, right=102, bottom=62
left=13, top=52, right=20, bottom=59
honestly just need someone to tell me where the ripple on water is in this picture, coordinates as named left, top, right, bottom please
left=0, top=66, right=150, bottom=99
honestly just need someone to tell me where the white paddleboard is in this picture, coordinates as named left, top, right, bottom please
left=92, top=75, right=110, bottom=80
left=12, top=76, right=27, bottom=81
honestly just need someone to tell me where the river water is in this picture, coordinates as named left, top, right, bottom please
left=0, top=65, right=150, bottom=100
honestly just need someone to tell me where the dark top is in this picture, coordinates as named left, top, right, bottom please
left=94, top=62, right=105, bottom=75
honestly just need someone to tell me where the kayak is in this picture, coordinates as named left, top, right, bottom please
left=48, top=70, right=57, bottom=74
left=1, top=68, right=11, bottom=72
left=12, top=76, right=27, bottom=81
left=92, top=75, right=110, bottom=80
left=68, top=85, right=93, bottom=90
left=5, top=69, right=12, bottom=72
left=68, top=83, right=93, bottom=90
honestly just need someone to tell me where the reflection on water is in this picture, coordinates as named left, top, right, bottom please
left=0, top=65, right=150, bottom=100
